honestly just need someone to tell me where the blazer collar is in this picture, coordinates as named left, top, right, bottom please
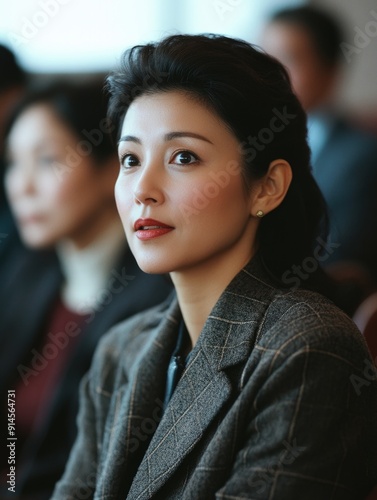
left=198, top=253, right=279, bottom=372
left=126, top=254, right=279, bottom=499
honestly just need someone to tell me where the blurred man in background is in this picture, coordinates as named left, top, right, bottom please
left=262, top=5, right=377, bottom=285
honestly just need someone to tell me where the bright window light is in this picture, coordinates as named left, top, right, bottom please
left=0, top=0, right=304, bottom=73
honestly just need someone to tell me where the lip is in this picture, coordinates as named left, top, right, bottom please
left=134, top=218, right=174, bottom=240
left=18, top=214, right=44, bottom=224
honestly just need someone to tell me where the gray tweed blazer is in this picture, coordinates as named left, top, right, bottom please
left=53, top=256, right=377, bottom=499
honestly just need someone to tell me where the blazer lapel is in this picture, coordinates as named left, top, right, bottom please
left=126, top=330, right=233, bottom=499
left=127, top=256, right=276, bottom=499
left=97, top=295, right=180, bottom=498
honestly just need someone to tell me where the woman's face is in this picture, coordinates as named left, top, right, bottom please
left=115, top=90, right=260, bottom=275
left=5, top=103, right=117, bottom=249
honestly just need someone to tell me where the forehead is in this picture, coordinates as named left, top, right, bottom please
left=8, top=103, right=73, bottom=151
left=263, top=22, right=319, bottom=62
left=120, top=90, right=234, bottom=141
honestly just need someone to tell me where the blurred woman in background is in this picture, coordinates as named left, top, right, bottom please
left=0, top=82, right=172, bottom=499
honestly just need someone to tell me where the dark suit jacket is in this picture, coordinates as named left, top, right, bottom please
left=0, top=243, right=173, bottom=499
left=311, top=118, right=377, bottom=282
left=53, top=255, right=377, bottom=499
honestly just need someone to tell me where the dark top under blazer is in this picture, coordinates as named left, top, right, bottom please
left=53, top=255, right=377, bottom=500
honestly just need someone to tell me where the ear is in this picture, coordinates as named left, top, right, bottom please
left=250, top=159, right=292, bottom=217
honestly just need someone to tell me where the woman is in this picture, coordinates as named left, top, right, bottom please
left=0, top=82, right=172, bottom=499
left=53, top=35, right=377, bottom=499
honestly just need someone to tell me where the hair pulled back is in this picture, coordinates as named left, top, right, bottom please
left=107, top=34, right=328, bottom=287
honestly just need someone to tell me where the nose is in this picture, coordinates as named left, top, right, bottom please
left=133, top=161, right=165, bottom=206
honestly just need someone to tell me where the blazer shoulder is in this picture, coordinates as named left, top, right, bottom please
left=258, top=288, right=367, bottom=360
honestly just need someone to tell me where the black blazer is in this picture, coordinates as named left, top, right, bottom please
left=0, top=242, right=173, bottom=499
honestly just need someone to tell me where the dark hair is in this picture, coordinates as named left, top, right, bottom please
left=4, top=81, right=115, bottom=163
left=269, top=6, right=344, bottom=67
left=106, top=33, right=329, bottom=289
left=0, top=45, right=27, bottom=91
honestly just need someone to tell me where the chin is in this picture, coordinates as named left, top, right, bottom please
left=134, top=255, right=173, bottom=275
left=137, top=262, right=171, bottom=275
left=19, top=230, right=55, bottom=250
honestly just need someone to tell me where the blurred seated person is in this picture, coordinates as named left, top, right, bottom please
left=262, top=5, right=377, bottom=284
left=0, top=44, right=27, bottom=259
left=0, top=82, right=173, bottom=499
left=0, top=45, right=27, bottom=174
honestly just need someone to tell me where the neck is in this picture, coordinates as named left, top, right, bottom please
left=57, top=217, right=125, bottom=313
left=171, top=249, right=255, bottom=347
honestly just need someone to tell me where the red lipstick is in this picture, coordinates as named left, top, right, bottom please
left=134, top=218, right=174, bottom=240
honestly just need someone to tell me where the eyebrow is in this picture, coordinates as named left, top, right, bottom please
left=118, top=131, right=213, bottom=145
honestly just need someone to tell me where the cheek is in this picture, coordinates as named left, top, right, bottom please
left=43, top=178, right=71, bottom=208
left=114, top=176, right=132, bottom=220
left=208, top=180, right=246, bottom=220
left=4, top=171, right=16, bottom=200
left=50, top=168, right=94, bottom=203
left=38, top=174, right=86, bottom=224
left=179, top=175, right=249, bottom=229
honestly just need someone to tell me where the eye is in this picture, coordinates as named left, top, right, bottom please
left=172, top=151, right=199, bottom=165
left=120, top=153, right=140, bottom=169
left=39, top=155, right=57, bottom=166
